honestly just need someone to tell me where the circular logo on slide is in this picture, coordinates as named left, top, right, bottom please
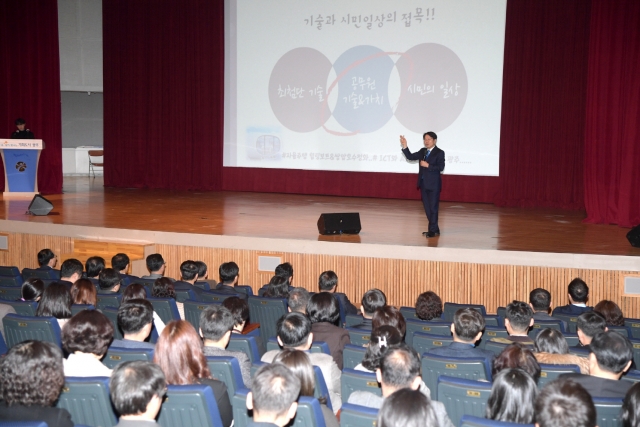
left=15, top=162, right=27, bottom=172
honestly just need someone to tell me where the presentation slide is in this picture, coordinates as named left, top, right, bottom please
left=224, top=0, right=506, bottom=176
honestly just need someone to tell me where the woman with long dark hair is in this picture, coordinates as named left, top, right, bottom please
left=35, top=282, right=72, bottom=327
left=486, top=368, right=538, bottom=424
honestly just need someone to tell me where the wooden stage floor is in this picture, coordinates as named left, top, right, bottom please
left=1, top=176, right=639, bottom=257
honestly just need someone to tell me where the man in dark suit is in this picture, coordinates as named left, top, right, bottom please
left=529, top=288, right=568, bottom=330
left=400, top=132, right=445, bottom=238
left=215, top=261, right=248, bottom=301
left=318, top=270, right=358, bottom=318
left=173, top=260, right=206, bottom=300
left=11, top=118, right=35, bottom=139
left=58, top=258, right=83, bottom=289
left=552, top=278, right=593, bottom=316
left=572, top=311, right=607, bottom=352
left=352, top=288, right=386, bottom=330
left=111, top=253, right=140, bottom=287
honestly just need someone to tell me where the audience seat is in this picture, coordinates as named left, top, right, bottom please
left=550, top=313, right=579, bottom=333
left=343, top=344, right=367, bottom=370
left=3, top=300, right=38, bottom=316
left=291, top=396, right=327, bottom=427
left=101, top=306, right=124, bottom=340
left=313, top=365, right=333, bottom=412
left=103, top=346, right=155, bottom=369
left=625, top=318, right=640, bottom=339
left=436, top=376, right=492, bottom=427
left=608, top=325, right=632, bottom=338
left=622, top=369, right=640, bottom=384
left=147, top=297, right=181, bottom=324
left=184, top=300, right=221, bottom=331
left=537, top=363, right=581, bottom=388
left=483, top=315, right=502, bottom=327
left=206, top=356, right=245, bottom=401
left=0, top=422, right=48, bottom=427
left=528, top=320, right=565, bottom=340
left=96, top=293, right=122, bottom=310
left=21, top=267, right=59, bottom=280
left=399, top=306, right=421, bottom=321
left=311, top=341, right=331, bottom=355
left=231, top=388, right=251, bottom=427
left=201, top=290, right=241, bottom=303
left=234, top=285, right=254, bottom=296
left=0, top=266, right=23, bottom=286
left=341, top=368, right=381, bottom=402
left=483, top=341, right=509, bottom=356
left=248, top=296, right=287, bottom=344
left=629, top=338, right=640, bottom=369
left=412, top=332, right=454, bottom=356
left=194, top=281, right=212, bottom=291
left=339, top=402, right=379, bottom=427
left=421, top=354, right=490, bottom=394
left=227, top=334, right=262, bottom=363
left=0, top=331, right=7, bottom=356
left=592, top=397, right=624, bottom=427
left=568, top=346, right=591, bottom=357
left=443, top=303, right=486, bottom=322
left=564, top=333, right=580, bottom=347
left=267, top=337, right=280, bottom=352
left=158, top=384, right=224, bottom=427
left=460, top=415, right=534, bottom=427
left=0, top=266, right=21, bottom=277
left=175, top=289, right=196, bottom=303
left=249, top=361, right=266, bottom=377
left=345, top=314, right=365, bottom=328
left=346, top=328, right=372, bottom=347
left=0, top=286, right=23, bottom=301
left=3, top=314, right=62, bottom=349
left=55, top=376, right=118, bottom=427
left=496, top=307, right=506, bottom=319
left=71, top=304, right=95, bottom=316
left=405, top=318, right=451, bottom=346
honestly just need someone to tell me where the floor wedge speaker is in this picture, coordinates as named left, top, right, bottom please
left=27, top=194, right=53, bottom=216
left=317, top=213, right=361, bottom=235
left=628, top=225, right=640, bottom=248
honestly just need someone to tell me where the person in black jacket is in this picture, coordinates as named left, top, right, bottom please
left=11, top=118, right=35, bottom=139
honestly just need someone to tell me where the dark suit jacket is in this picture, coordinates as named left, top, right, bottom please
left=173, top=280, right=206, bottom=300
left=333, top=292, right=358, bottom=316
left=311, top=322, right=351, bottom=370
left=402, top=146, right=445, bottom=190
left=0, top=402, right=73, bottom=427
left=352, top=317, right=373, bottom=330
left=559, top=373, right=632, bottom=399
left=552, top=305, right=593, bottom=316
left=215, top=283, right=248, bottom=301
left=197, top=378, right=233, bottom=427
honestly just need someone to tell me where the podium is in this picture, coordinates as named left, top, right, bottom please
left=0, top=139, right=43, bottom=196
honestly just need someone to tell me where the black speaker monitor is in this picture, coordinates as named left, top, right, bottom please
left=317, top=213, right=361, bottom=235
left=27, top=194, right=53, bottom=216
left=628, top=225, right=640, bottom=248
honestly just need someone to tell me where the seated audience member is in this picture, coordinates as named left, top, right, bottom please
left=62, top=309, right=114, bottom=377
left=274, top=349, right=339, bottom=427
left=154, top=320, right=233, bottom=427
left=222, top=296, right=249, bottom=333
left=353, top=288, right=386, bottom=329
left=308, top=292, right=351, bottom=369
left=355, top=326, right=403, bottom=372
left=122, top=283, right=165, bottom=334
left=195, top=260, right=214, bottom=286
left=377, top=388, right=438, bottom=427
left=529, top=288, right=568, bottom=329
left=112, top=253, right=140, bottom=286
left=200, top=305, right=252, bottom=388
left=99, top=268, right=122, bottom=293
left=0, top=302, right=16, bottom=340
left=622, top=382, right=640, bottom=427
left=534, top=328, right=589, bottom=373
left=59, top=258, right=84, bottom=288
left=560, top=330, right=633, bottom=398
left=492, top=300, right=534, bottom=345
left=258, top=262, right=295, bottom=296
left=427, top=308, right=494, bottom=373
left=415, top=291, right=443, bottom=321
left=0, top=340, right=72, bottom=427
left=37, top=248, right=58, bottom=270
left=347, top=344, right=454, bottom=427
left=35, top=282, right=72, bottom=327
left=288, top=287, right=310, bottom=314
left=575, top=311, right=607, bottom=351
left=215, top=261, right=245, bottom=298
left=262, top=312, right=342, bottom=412
left=552, top=278, right=593, bottom=316
left=372, top=306, right=407, bottom=340
left=263, top=275, right=292, bottom=299
left=141, top=253, right=169, bottom=280
left=111, top=299, right=155, bottom=349
left=21, top=277, right=44, bottom=301
left=534, top=378, right=596, bottom=427
left=109, top=361, right=166, bottom=427
left=152, top=277, right=184, bottom=319
left=85, top=256, right=105, bottom=281
left=318, top=270, right=358, bottom=316
left=173, top=260, right=206, bottom=299
left=70, top=278, right=98, bottom=306
left=486, top=368, right=537, bottom=424
left=247, top=363, right=301, bottom=427
left=492, top=343, right=541, bottom=383
left=594, top=299, right=625, bottom=326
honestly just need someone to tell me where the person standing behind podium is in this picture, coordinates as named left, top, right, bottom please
left=400, top=132, right=445, bottom=238
left=11, top=118, right=34, bottom=139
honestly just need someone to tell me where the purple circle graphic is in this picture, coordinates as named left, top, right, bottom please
left=395, top=43, right=468, bottom=133
left=268, top=48, right=332, bottom=133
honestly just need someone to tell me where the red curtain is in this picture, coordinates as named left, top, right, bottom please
left=0, top=0, right=62, bottom=194
left=583, top=0, right=640, bottom=227
left=102, top=0, right=224, bottom=190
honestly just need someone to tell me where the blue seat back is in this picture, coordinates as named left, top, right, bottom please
left=71, top=304, right=95, bottom=316
left=406, top=318, right=451, bottom=346
left=250, top=361, right=266, bottom=377
left=0, top=266, right=21, bottom=277
left=227, top=334, right=262, bottom=363
left=96, top=293, right=121, bottom=310
left=436, top=376, right=493, bottom=427
left=480, top=326, right=510, bottom=344
left=267, top=336, right=280, bottom=352
left=0, top=331, right=7, bottom=355
left=313, top=365, right=333, bottom=411
left=184, top=299, right=220, bottom=331
left=248, top=296, right=287, bottom=343
left=0, top=422, right=48, bottom=427
left=0, top=286, right=22, bottom=300
left=234, top=285, right=254, bottom=296
left=101, top=306, right=124, bottom=340
left=564, top=333, right=580, bottom=347
left=336, top=296, right=347, bottom=327
left=421, top=354, right=489, bottom=395
left=623, top=369, right=640, bottom=384
left=206, top=355, right=245, bottom=401
left=412, top=332, right=454, bottom=356
left=609, top=325, right=632, bottom=338
left=341, top=368, right=381, bottom=402
left=0, top=275, right=23, bottom=287
left=496, top=307, right=506, bottom=319
left=104, top=346, right=155, bottom=369
left=147, top=297, right=181, bottom=324
left=551, top=313, right=579, bottom=333
left=343, top=344, right=367, bottom=369
left=201, top=290, right=241, bottom=303
left=538, top=363, right=581, bottom=388
left=231, top=388, right=251, bottom=427
left=293, top=396, right=326, bottom=427
left=592, top=397, right=623, bottom=427
left=55, top=376, right=118, bottom=427
left=194, top=281, right=212, bottom=291
left=339, top=403, right=379, bottom=427
left=4, top=300, right=38, bottom=316
left=460, top=415, right=535, bottom=427
left=443, top=303, right=486, bottom=322
left=158, top=384, right=224, bottom=427
left=175, top=289, right=196, bottom=303
left=528, top=320, right=565, bottom=339
left=310, top=341, right=331, bottom=355
left=483, top=340, right=510, bottom=356
left=399, top=306, right=421, bottom=321
left=22, top=268, right=59, bottom=280
left=346, top=328, right=372, bottom=347
left=625, top=318, right=640, bottom=339
left=345, top=314, right=365, bottom=327
left=484, top=315, right=502, bottom=327
left=3, top=313, right=61, bottom=349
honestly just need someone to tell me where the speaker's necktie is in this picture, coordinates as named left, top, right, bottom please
left=424, top=149, right=431, bottom=160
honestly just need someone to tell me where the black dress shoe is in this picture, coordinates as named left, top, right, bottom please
left=424, top=231, right=440, bottom=238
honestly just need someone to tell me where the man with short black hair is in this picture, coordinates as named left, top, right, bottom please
left=574, top=311, right=607, bottom=351
left=247, top=363, right=300, bottom=427
left=194, top=261, right=214, bottom=287
left=352, top=288, right=386, bottom=329
left=492, top=300, right=534, bottom=344
left=11, top=118, right=34, bottom=139
left=200, top=305, right=252, bottom=387
left=109, top=361, right=166, bottom=427
left=215, top=261, right=247, bottom=300
left=258, top=263, right=295, bottom=296
left=534, top=378, right=596, bottom=427
left=141, top=254, right=169, bottom=280
left=99, top=268, right=122, bottom=293
left=261, top=312, right=342, bottom=412
left=529, top=288, right=567, bottom=330
left=111, top=300, right=155, bottom=349
left=560, top=331, right=633, bottom=398
left=112, top=253, right=140, bottom=286
left=85, top=256, right=105, bottom=281
left=318, top=270, right=358, bottom=317
left=173, top=260, right=206, bottom=299
left=287, top=287, right=310, bottom=314
left=552, top=278, right=593, bottom=316
left=59, top=258, right=83, bottom=288
left=37, top=248, right=58, bottom=270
